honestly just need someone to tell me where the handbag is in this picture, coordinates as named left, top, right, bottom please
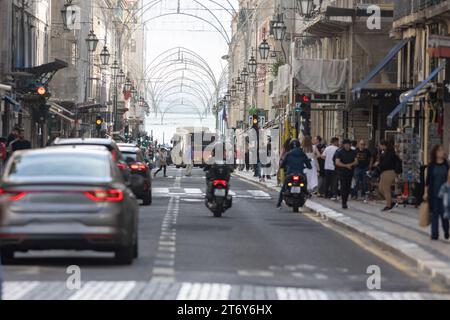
left=419, top=201, right=430, bottom=227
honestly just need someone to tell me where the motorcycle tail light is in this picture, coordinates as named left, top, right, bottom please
left=292, top=176, right=300, bottom=182
left=213, top=180, right=227, bottom=187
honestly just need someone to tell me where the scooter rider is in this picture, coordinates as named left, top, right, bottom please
left=276, top=139, right=312, bottom=208
left=204, top=144, right=233, bottom=204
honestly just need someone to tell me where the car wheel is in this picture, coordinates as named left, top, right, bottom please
left=115, top=244, right=134, bottom=265
left=1, top=249, right=14, bottom=265
left=142, top=190, right=152, bottom=206
left=133, top=239, right=139, bottom=259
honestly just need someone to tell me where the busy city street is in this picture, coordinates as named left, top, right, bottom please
left=1, top=166, right=448, bottom=300
left=2, top=0, right=450, bottom=306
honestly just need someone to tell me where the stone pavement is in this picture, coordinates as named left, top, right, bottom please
left=233, top=170, right=450, bottom=288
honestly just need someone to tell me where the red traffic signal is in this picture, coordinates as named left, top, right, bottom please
left=302, top=95, right=310, bottom=103
left=37, top=86, right=46, bottom=96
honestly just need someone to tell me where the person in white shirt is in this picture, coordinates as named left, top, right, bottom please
left=321, top=137, right=340, bottom=199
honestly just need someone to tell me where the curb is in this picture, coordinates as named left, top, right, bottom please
left=233, top=171, right=450, bottom=288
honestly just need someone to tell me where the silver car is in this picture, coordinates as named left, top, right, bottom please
left=0, top=147, right=140, bottom=265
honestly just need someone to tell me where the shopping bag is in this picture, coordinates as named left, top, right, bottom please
left=419, top=201, right=430, bottom=227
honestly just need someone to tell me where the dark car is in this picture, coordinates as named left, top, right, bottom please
left=51, top=138, right=131, bottom=181
left=118, top=145, right=152, bottom=205
left=0, top=147, right=140, bottom=265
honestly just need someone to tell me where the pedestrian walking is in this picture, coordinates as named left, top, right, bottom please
left=322, top=137, right=339, bottom=200
left=302, top=136, right=319, bottom=192
left=313, top=136, right=326, bottom=196
left=260, top=137, right=272, bottom=182
left=352, top=139, right=373, bottom=200
left=424, top=145, right=449, bottom=240
left=154, top=148, right=168, bottom=177
left=185, top=146, right=193, bottom=177
left=335, top=139, right=358, bottom=209
left=375, top=140, right=398, bottom=212
left=439, top=169, right=450, bottom=220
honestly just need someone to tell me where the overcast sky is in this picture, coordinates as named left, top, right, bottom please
left=142, top=0, right=237, bottom=143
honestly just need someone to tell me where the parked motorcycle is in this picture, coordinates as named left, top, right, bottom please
left=283, top=173, right=308, bottom=212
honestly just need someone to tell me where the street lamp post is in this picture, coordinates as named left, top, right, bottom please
left=100, top=46, right=111, bottom=66
left=258, top=39, right=270, bottom=61
left=85, top=30, right=99, bottom=102
left=111, top=60, right=119, bottom=132
left=61, top=0, right=76, bottom=30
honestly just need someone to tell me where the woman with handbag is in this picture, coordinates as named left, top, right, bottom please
left=423, top=145, right=449, bottom=240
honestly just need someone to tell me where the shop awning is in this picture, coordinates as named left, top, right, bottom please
left=49, top=106, right=75, bottom=123
left=387, top=63, right=446, bottom=126
left=3, top=95, right=21, bottom=112
left=49, top=101, right=75, bottom=116
left=352, top=38, right=410, bottom=94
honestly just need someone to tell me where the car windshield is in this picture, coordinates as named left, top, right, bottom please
left=5, top=153, right=110, bottom=181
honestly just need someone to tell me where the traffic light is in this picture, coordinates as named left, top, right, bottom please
left=95, top=115, right=103, bottom=131
left=296, top=94, right=312, bottom=136
left=252, top=114, right=258, bottom=129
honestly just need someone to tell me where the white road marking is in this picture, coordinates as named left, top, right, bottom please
left=247, top=190, right=272, bottom=199
left=238, top=270, right=274, bottom=277
left=68, top=281, right=136, bottom=300
left=152, top=188, right=170, bottom=194
left=3, top=281, right=39, bottom=300
left=177, top=282, right=231, bottom=300
left=3, top=281, right=448, bottom=300
left=184, top=188, right=203, bottom=194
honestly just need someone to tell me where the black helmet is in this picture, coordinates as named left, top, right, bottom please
left=290, top=139, right=301, bottom=149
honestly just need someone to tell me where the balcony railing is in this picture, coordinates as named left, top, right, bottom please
left=394, top=0, right=446, bottom=20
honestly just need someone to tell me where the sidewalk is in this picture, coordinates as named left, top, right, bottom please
left=233, top=170, right=450, bottom=287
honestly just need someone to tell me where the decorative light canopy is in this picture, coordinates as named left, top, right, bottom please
left=86, top=30, right=99, bottom=52
left=259, top=39, right=270, bottom=60
left=100, top=46, right=110, bottom=66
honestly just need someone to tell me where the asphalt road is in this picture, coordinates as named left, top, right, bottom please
left=2, top=167, right=447, bottom=300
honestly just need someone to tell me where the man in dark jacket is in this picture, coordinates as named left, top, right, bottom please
left=276, top=139, right=312, bottom=208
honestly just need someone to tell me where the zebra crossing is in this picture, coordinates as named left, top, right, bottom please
left=152, top=188, right=272, bottom=199
left=3, top=281, right=449, bottom=300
